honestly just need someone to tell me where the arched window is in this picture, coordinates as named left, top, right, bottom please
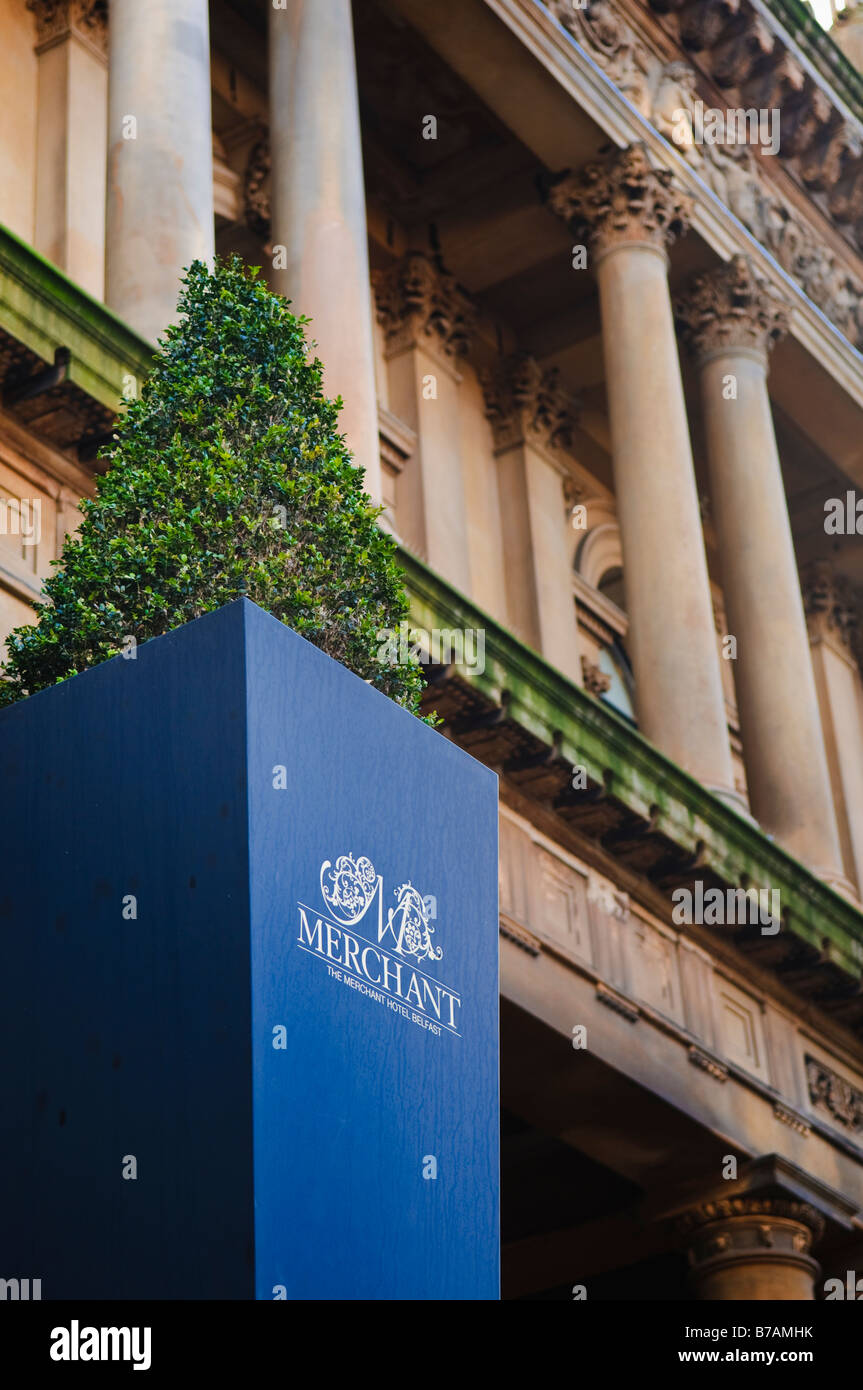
left=597, top=641, right=636, bottom=722
left=574, top=518, right=636, bottom=723
left=597, top=565, right=625, bottom=613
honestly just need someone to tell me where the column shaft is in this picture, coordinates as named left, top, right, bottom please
left=804, top=564, right=863, bottom=891
left=30, top=3, right=108, bottom=298
left=374, top=251, right=475, bottom=590
left=268, top=0, right=381, bottom=501
left=482, top=355, right=582, bottom=684
left=678, top=257, right=845, bottom=880
left=105, top=0, right=215, bottom=344
left=597, top=242, right=734, bottom=790
left=547, top=147, right=735, bottom=793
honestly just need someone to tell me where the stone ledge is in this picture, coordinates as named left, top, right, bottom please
left=0, top=223, right=154, bottom=451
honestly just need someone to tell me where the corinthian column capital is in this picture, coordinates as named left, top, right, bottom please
left=480, top=353, right=581, bottom=460
left=27, top=0, right=107, bottom=56
left=803, top=560, right=860, bottom=659
left=546, top=142, right=691, bottom=262
left=675, top=254, right=789, bottom=363
left=372, top=252, right=476, bottom=365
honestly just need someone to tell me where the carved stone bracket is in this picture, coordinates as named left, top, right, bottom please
left=27, top=0, right=107, bottom=56
left=675, top=253, right=789, bottom=361
left=372, top=252, right=476, bottom=365
left=546, top=142, right=692, bottom=260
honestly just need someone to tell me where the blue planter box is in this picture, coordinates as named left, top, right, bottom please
left=0, top=600, right=499, bottom=1299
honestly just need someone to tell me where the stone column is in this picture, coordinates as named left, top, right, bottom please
left=803, top=562, right=863, bottom=893
left=105, top=0, right=215, bottom=345
left=268, top=0, right=381, bottom=502
left=678, top=1197, right=823, bottom=1301
left=547, top=145, right=737, bottom=800
left=676, top=257, right=847, bottom=884
left=481, top=354, right=582, bottom=685
left=373, top=252, right=475, bottom=593
left=28, top=0, right=108, bottom=299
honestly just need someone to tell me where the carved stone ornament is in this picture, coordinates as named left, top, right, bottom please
left=806, top=1054, right=863, bottom=1132
left=546, top=0, right=653, bottom=118
left=372, top=252, right=476, bottom=363
left=580, top=655, right=612, bottom=696
left=547, top=142, right=691, bottom=258
left=802, top=562, right=859, bottom=660
left=676, top=1196, right=825, bottom=1256
left=27, top=0, right=107, bottom=54
left=243, top=134, right=272, bottom=242
left=480, top=353, right=580, bottom=457
left=542, top=0, right=863, bottom=349
left=675, top=254, right=789, bottom=361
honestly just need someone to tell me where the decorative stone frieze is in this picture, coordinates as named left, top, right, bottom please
left=26, top=0, right=107, bottom=55
left=546, top=0, right=653, bottom=117
left=543, top=0, right=863, bottom=348
left=372, top=252, right=476, bottom=363
left=674, top=254, right=789, bottom=362
left=806, top=1054, right=863, bottom=1132
left=546, top=142, right=691, bottom=259
left=480, top=353, right=580, bottom=457
left=645, top=0, right=863, bottom=255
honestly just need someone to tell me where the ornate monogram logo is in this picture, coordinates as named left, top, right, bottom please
left=320, top=852, right=442, bottom=963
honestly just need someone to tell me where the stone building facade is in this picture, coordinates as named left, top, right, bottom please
left=3, top=0, right=863, bottom=1298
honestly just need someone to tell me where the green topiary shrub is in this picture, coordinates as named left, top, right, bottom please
left=0, top=257, right=425, bottom=714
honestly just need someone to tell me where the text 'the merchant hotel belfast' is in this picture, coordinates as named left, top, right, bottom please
left=5, top=0, right=863, bottom=1300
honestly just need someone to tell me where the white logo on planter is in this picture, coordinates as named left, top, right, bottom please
left=298, top=852, right=459, bottom=1036
left=321, top=853, right=442, bottom=963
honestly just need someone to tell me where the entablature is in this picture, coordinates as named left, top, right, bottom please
left=461, top=0, right=863, bottom=398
